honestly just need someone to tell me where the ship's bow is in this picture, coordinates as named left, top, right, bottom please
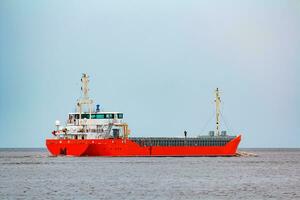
left=224, top=135, right=241, bottom=156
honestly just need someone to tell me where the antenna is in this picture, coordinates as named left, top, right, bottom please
left=215, top=88, right=221, bottom=136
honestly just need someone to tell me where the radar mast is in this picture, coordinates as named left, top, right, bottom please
left=77, top=73, right=93, bottom=125
left=215, top=88, right=221, bottom=136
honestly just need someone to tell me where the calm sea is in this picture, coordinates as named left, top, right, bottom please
left=0, top=148, right=299, bottom=200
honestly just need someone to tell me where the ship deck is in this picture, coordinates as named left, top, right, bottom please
left=129, top=136, right=236, bottom=147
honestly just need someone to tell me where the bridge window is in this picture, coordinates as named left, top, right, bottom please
left=117, top=114, right=123, bottom=119
left=105, top=114, right=114, bottom=119
left=81, top=114, right=90, bottom=119
left=76, top=113, right=123, bottom=119
left=96, top=114, right=105, bottom=119
left=92, top=114, right=105, bottom=119
left=74, top=114, right=91, bottom=119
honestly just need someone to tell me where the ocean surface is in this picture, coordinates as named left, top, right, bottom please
left=0, top=149, right=299, bottom=200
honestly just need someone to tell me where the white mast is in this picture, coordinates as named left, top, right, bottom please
left=215, top=88, right=221, bottom=136
left=77, top=73, right=93, bottom=126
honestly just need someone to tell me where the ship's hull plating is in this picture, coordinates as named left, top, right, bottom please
left=46, top=135, right=241, bottom=157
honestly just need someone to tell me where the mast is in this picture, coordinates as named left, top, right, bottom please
left=77, top=73, right=93, bottom=126
left=215, top=88, right=221, bottom=136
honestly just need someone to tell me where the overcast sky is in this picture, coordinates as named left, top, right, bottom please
left=0, top=0, right=299, bottom=147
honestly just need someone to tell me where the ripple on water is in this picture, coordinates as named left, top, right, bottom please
left=0, top=149, right=299, bottom=200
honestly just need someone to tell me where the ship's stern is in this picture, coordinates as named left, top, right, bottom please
left=46, top=139, right=90, bottom=156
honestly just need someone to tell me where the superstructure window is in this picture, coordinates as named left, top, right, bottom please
left=75, top=113, right=123, bottom=120
left=81, top=114, right=90, bottom=119
left=90, top=114, right=117, bottom=119
left=117, top=114, right=123, bottom=119
left=96, top=114, right=105, bottom=119
left=74, top=114, right=91, bottom=119
left=105, top=114, right=113, bottom=119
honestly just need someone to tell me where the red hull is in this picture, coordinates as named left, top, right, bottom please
left=46, top=135, right=241, bottom=157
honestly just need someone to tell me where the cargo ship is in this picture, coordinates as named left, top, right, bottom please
left=46, top=74, right=241, bottom=156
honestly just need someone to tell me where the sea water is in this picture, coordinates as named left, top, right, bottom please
left=0, top=149, right=299, bottom=200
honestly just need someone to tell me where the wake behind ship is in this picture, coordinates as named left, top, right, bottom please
left=46, top=74, right=241, bottom=156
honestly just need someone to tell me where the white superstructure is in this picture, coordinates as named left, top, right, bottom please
left=52, top=73, right=130, bottom=140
